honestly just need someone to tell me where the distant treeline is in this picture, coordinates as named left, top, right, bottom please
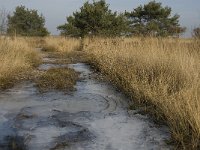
left=0, top=0, right=200, bottom=38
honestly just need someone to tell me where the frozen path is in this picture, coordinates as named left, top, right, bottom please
left=0, top=55, right=171, bottom=150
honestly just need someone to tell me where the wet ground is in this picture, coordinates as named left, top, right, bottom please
left=0, top=54, right=171, bottom=150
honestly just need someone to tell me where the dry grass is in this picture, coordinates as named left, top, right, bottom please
left=24, top=37, right=45, bottom=48
left=35, top=36, right=81, bottom=93
left=36, top=68, right=79, bottom=92
left=0, top=38, right=41, bottom=89
left=42, top=36, right=81, bottom=53
left=83, top=37, right=200, bottom=149
left=42, top=36, right=88, bottom=64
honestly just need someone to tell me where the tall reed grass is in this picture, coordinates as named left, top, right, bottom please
left=24, top=37, right=45, bottom=48
left=0, top=38, right=41, bottom=89
left=83, top=37, right=200, bottom=149
left=42, top=36, right=80, bottom=53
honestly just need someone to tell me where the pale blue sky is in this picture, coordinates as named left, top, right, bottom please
left=1, top=0, right=200, bottom=37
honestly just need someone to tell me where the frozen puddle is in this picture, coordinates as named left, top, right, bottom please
left=0, top=60, right=171, bottom=149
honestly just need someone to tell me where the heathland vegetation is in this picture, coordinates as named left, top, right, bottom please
left=83, top=37, right=200, bottom=149
left=0, top=0, right=200, bottom=149
left=0, top=38, right=41, bottom=89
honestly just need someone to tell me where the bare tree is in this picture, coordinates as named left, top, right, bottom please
left=0, top=8, right=8, bottom=35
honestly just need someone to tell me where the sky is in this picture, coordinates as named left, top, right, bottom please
left=0, top=0, right=200, bottom=37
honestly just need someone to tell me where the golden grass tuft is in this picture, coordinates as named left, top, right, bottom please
left=0, top=38, right=41, bottom=89
left=83, top=37, right=200, bottom=149
left=42, top=36, right=81, bottom=53
left=36, top=68, right=79, bottom=92
left=42, top=36, right=87, bottom=64
left=24, top=37, right=46, bottom=48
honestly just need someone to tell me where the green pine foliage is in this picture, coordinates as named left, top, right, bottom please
left=57, top=0, right=129, bottom=37
left=126, top=1, right=185, bottom=37
left=7, top=6, right=49, bottom=36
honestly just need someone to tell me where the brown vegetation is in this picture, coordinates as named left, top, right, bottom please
left=0, top=38, right=41, bottom=89
left=83, top=37, right=200, bottom=149
left=42, top=36, right=88, bottom=64
left=1, top=36, right=200, bottom=148
left=42, top=36, right=80, bottom=52
left=36, top=68, right=78, bottom=92
left=35, top=36, right=81, bottom=92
